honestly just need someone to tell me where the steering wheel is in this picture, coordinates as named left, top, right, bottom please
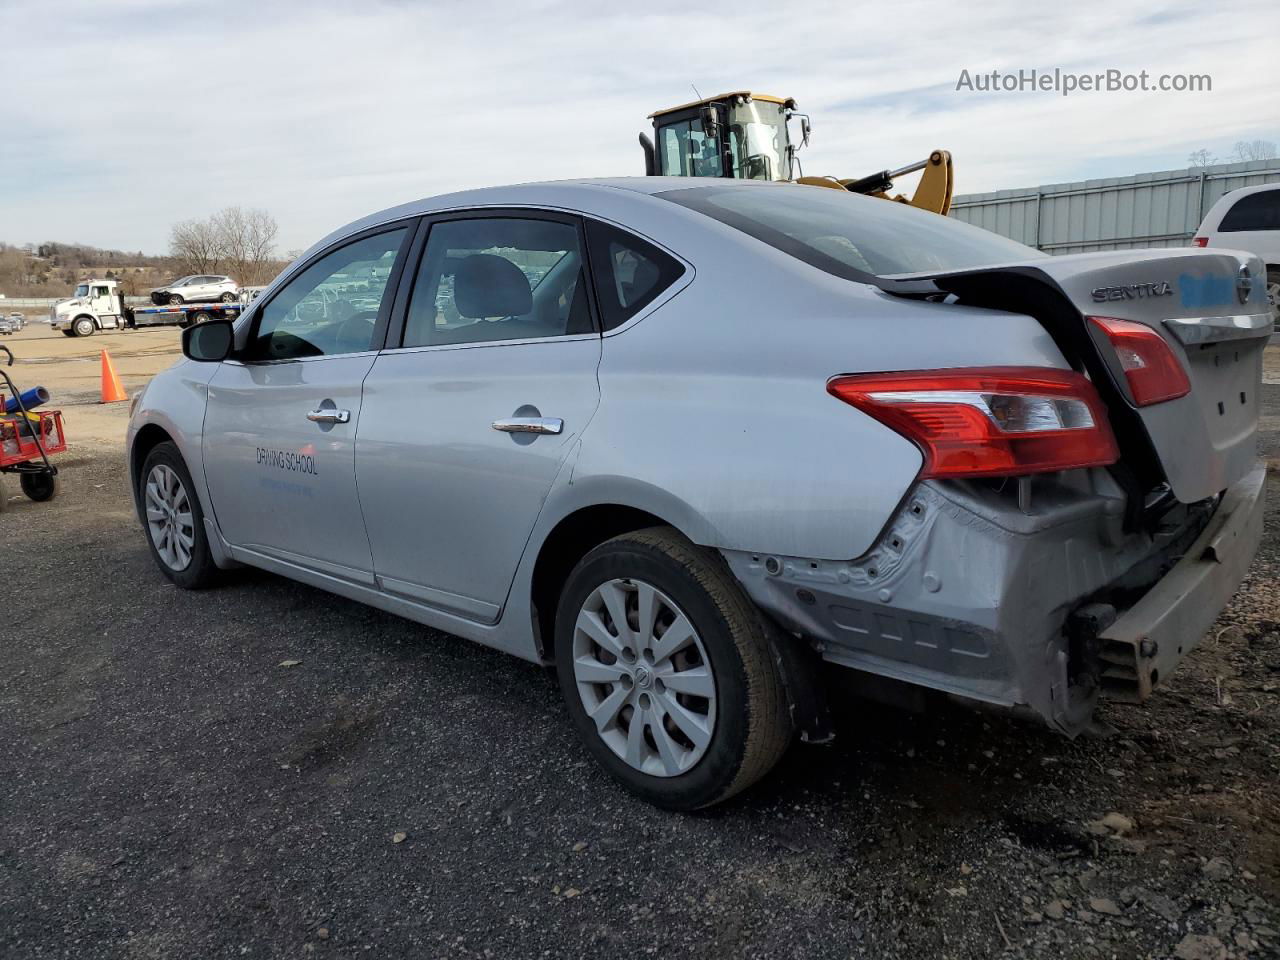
left=335, top=310, right=379, bottom=349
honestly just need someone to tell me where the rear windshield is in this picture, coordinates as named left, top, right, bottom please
left=658, top=183, right=1043, bottom=281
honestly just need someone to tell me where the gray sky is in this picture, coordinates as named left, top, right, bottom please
left=1, top=0, right=1274, bottom=254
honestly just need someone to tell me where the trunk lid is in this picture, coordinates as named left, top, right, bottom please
left=886, top=249, right=1273, bottom=503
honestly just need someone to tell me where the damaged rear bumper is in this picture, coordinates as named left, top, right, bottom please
left=1096, top=463, right=1266, bottom=702
left=722, top=463, right=1266, bottom=736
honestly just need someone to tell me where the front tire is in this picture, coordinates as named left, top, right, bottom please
left=138, top=442, right=219, bottom=589
left=72, top=316, right=95, bottom=337
left=168, top=294, right=184, bottom=306
left=554, top=527, right=792, bottom=810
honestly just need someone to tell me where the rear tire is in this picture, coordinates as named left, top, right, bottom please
left=189, top=311, right=212, bottom=326
left=138, top=442, right=219, bottom=589
left=20, top=471, right=57, bottom=502
left=219, top=292, right=236, bottom=303
left=554, top=527, right=792, bottom=810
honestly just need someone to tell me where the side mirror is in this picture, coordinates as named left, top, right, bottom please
left=699, top=105, right=721, bottom=142
left=182, top=318, right=234, bottom=362
left=801, top=116, right=811, bottom=145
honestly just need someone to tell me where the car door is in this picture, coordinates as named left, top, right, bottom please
left=356, top=212, right=602, bottom=622
left=201, top=223, right=414, bottom=582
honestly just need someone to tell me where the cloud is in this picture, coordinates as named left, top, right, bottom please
left=0, top=0, right=1273, bottom=252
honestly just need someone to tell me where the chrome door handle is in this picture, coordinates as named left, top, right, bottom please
left=491, top=417, right=563, bottom=435
left=307, top=409, right=351, bottom=424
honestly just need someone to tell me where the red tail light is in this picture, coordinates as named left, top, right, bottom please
left=1088, top=316, right=1190, bottom=406
left=827, top=367, right=1119, bottom=479
left=1191, top=237, right=1209, bottom=247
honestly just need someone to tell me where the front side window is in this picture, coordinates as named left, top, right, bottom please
left=660, top=183, right=1044, bottom=281
left=585, top=221, right=685, bottom=331
left=1220, top=190, right=1280, bottom=232
left=402, top=217, right=592, bottom=348
left=244, top=228, right=407, bottom=361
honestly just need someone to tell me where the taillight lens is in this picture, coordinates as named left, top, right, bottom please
left=827, top=367, right=1119, bottom=479
left=1191, top=237, right=1209, bottom=247
left=1088, top=316, right=1190, bottom=406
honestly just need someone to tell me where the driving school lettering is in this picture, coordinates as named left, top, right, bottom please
left=256, top=447, right=318, bottom=476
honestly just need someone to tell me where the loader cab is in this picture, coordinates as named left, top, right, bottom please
left=646, top=92, right=802, bottom=182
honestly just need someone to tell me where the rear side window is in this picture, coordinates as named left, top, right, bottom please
left=585, top=221, right=684, bottom=331
left=402, top=216, right=593, bottom=348
left=1219, top=190, right=1280, bottom=232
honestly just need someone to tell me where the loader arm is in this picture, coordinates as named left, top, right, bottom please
left=797, top=150, right=954, bottom=216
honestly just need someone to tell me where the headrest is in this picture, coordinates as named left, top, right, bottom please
left=454, top=254, right=532, bottom=319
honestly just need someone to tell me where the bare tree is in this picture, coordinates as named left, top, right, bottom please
left=212, top=207, right=279, bottom=286
left=1187, top=148, right=1216, bottom=168
left=170, top=218, right=222, bottom=275
left=1229, top=139, right=1278, bottom=163
left=169, top=207, right=281, bottom=286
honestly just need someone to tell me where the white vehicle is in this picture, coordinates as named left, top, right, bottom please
left=50, top=279, right=131, bottom=337
left=1194, top=184, right=1280, bottom=321
left=150, top=275, right=239, bottom=306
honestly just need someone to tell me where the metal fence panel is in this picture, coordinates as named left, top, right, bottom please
left=950, top=158, right=1280, bottom=253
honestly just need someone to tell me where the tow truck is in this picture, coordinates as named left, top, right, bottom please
left=50, top=279, right=244, bottom=337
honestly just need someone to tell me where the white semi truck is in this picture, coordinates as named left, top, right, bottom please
left=50, top=279, right=244, bottom=337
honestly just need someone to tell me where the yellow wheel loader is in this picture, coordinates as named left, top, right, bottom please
left=638, top=91, right=954, bottom=216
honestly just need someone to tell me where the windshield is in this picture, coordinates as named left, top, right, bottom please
left=659, top=184, right=1045, bottom=280
left=74, top=284, right=89, bottom=297
left=726, top=100, right=789, bottom=181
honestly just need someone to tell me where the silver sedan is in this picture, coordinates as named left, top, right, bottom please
left=127, top=178, right=1269, bottom=808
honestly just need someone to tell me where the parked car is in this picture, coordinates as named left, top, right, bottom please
left=0, top=317, right=12, bottom=335
left=127, top=178, right=1269, bottom=809
left=149, top=275, right=239, bottom=306
left=1194, top=183, right=1280, bottom=321
left=7, top=312, right=24, bottom=330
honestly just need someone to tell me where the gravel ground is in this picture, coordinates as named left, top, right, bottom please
left=2, top=390, right=1279, bottom=958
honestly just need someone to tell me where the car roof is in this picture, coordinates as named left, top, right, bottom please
left=308, top=177, right=784, bottom=259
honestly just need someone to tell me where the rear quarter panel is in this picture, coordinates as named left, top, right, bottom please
left=567, top=219, right=1071, bottom=560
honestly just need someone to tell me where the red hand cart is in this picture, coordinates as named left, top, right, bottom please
left=0, top=345, right=65, bottom=509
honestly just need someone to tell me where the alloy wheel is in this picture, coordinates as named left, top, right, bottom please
left=572, top=578, right=717, bottom=777
left=145, top=463, right=195, bottom=571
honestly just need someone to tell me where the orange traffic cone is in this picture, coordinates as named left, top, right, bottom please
left=100, top=349, right=128, bottom=404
